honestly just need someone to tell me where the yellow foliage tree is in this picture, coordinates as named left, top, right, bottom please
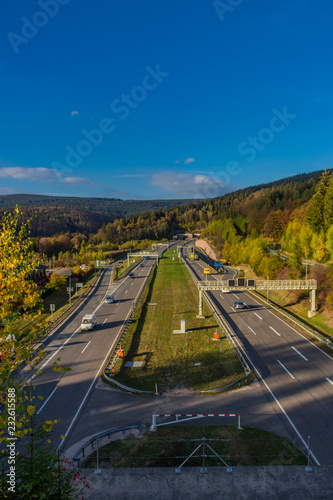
left=0, top=208, right=46, bottom=442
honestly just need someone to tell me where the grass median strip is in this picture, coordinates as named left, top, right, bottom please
left=111, top=250, right=246, bottom=393
left=84, top=425, right=307, bottom=467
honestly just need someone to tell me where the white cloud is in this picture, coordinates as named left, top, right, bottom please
left=0, top=167, right=92, bottom=185
left=62, top=176, right=93, bottom=184
left=71, top=110, right=79, bottom=116
left=0, top=167, right=55, bottom=181
left=184, top=157, right=195, bottom=165
left=150, top=170, right=229, bottom=198
left=0, top=187, right=22, bottom=195
left=112, top=174, right=148, bottom=178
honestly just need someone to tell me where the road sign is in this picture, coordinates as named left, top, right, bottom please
left=204, top=268, right=210, bottom=275
left=50, top=303, right=55, bottom=322
left=237, top=278, right=245, bottom=287
left=67, top=287, right=73, bottom=292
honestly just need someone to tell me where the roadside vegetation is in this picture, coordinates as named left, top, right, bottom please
left=111, top=250, right=247, bottom=393
left=84, top=425, right=307, bottom=468
left=0, top=208, right=88, bottom=498
left=15, top=265, right=99, bottom=333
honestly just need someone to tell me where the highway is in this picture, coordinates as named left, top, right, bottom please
left=184, top=247, right=333, bottom=465
left=21, top=241, right=333, bottom=466
left=25, top=251, right=163, bottom=450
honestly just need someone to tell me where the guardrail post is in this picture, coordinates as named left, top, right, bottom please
left=150, top=414, right=157, bottom=431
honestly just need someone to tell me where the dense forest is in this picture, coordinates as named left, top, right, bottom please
left=0, top=194, right=192, bottom=236
left=8, top=167, right=333, bottom=311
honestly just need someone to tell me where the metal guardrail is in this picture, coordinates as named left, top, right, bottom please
left=104, top=245, right=170, bottom=390
left=180, top=250, right=251, bottom=391
left=30, top=268, right=105, bottom=350
left=71, top=425, right=146, bottom=466
left=103, top=375, right=155, bottom=394
left=104, top=261, right=157, bottom=379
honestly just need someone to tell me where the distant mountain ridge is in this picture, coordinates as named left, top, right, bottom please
left=0, top=194, right=192, bottom=215
left=1, top=168, right=332, bottom=237
left=0, top=194, right=194, bottom=236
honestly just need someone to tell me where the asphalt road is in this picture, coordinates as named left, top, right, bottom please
left=26, top=241, right=333, bottom=467
left=25, top=250, right=164, bottom=450
left=184, top=248, right=333, bottom=465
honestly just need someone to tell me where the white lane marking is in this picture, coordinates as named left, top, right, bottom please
left=326, top=377, right=333, bottom=386
left=231, top=307, right=236, bottom=313
left=219, top=294, right=224, bottom=299
left=291, top=346, right=308, bottom=361
left=117, top=301, right=120, bottom=305
left=102, top=318, right=108, bottom=326
left=254, top=313, right=262, bottom=320
left=81, top=340, right=91, bottom=353
left=234, top=294, right=240, bottom=300
left=248, top=326, right=257, bottom=336
left=58, top=258, right=151, bottom=451
left=131, top=283, right=134, bottom=286
left=26, top=267, right=114, bottom=384
left=125, top=290, right=128, bottom=294
left=218, top=319, right=320, bottom=465
left=270, top=326, right=281, bottom=337
left=26, top=327, right=80, bottom=384
left=37, top=387, right=58, bottom=414
left=277, top=359, right=295, bottom=379
left=246, top=291, right=333, bottom=361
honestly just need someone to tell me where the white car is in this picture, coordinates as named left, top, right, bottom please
left=221, top=289, right=230, bottom=293
left=80, top=313, right=97, bottom=331
left=105, top=295, right=114, bottom=304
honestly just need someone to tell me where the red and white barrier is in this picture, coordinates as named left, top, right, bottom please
left=150, top=413, right=241, bottom=431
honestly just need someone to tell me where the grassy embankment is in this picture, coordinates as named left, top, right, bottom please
left=112, top=250, right=247, bottom=393
left=114, top=256, right=142, bottom=280
left=84, top=425, right=307, bottom=467
left=15, top=267, right=99, bottom=332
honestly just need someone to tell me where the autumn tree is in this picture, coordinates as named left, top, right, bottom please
left=0, top=208, right=85, bottom=497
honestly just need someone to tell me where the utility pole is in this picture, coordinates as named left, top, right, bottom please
left=305, top=252, right=308, bottom=281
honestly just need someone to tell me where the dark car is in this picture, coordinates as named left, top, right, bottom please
left=129, top=271, right=134, bottom=278
left=233, top=301, right=246, bottom=309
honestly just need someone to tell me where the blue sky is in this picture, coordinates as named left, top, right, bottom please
left=1, top=0, right=333, bottom=200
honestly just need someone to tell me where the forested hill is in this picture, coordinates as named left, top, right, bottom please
left=0, top=194, right=192, bottom=236
left=90, top=168, right=333, bottom=246
left=1, top=168, right=332, bottom=239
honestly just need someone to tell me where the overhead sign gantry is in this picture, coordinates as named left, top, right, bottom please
left=197, top=279, right=317, bottom=316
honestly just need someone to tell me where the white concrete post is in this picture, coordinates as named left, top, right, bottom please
left=310, top=289, right=316, bottom=312
left=199, top=290, right=203, bottom=316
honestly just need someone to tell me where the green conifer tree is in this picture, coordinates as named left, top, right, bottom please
left=306, top=170, right=331, bottom=233
left=324, top=173, right=333, bottom=230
